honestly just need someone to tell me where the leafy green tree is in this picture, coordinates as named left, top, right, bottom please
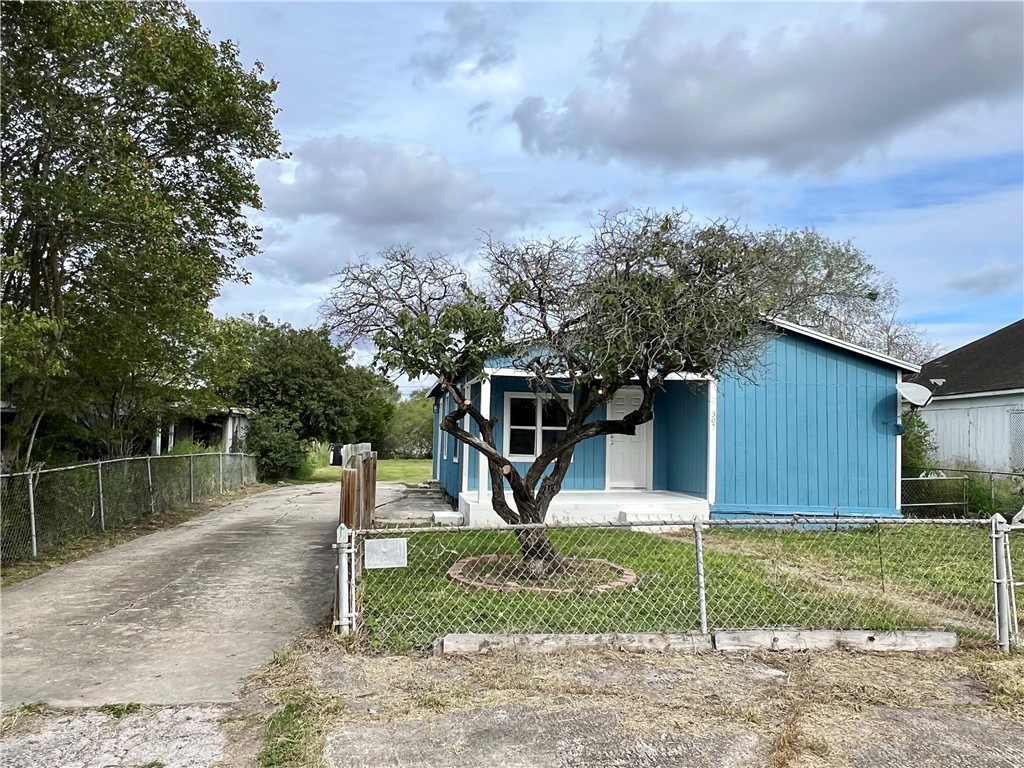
left=383, top=390, right=434, bottom=459
left=324, top=209, right=893, bottom=574
left=224, top=315, right=398, bottom=450
left=901, top=411, right=937, bottom=475
left=1, top=1, right=284, bottom=467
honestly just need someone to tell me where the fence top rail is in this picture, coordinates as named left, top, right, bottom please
left=359, top=516, right=991, bottom=536
left=903, top=475, right=970, bottom=481
left=908, top=467, right=1023, bottom=478
left=1, top=452, right=254, bottom=479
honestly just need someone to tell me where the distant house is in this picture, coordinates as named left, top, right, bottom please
left=432, top=320, right=920, bottom=526
left=152, top=407, right=251, bottom=455
left=910, top=319, right=1024, bottom=472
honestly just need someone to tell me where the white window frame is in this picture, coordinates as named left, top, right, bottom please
left=453, top=407, right=460, bottom=464
left=503, top=392, right=573, bottom=462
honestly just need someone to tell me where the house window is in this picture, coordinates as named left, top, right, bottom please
left=504, top=393, right=571, bottom=461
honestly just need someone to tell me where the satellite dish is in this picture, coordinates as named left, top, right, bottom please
left=896, top=381, right=933, bottom=408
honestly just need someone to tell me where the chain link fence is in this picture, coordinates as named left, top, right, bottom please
left=903, top=467, right=1024, bottom=518
left=0, top=453, right=258, bottom=563
left=342, top=517, right=1017, bottom=652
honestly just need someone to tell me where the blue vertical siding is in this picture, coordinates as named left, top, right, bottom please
left=434, top=380, right=467, bottom=500
left=653, top=381, right=708, bottom=495
left=467, top=383, right=480, bottom=492
left=714, top=332, right=899, bottom=518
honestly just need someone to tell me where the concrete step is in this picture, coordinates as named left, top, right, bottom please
left=432, top=510, right=464, bottom=526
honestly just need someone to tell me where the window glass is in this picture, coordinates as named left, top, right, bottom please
left=509, top=428, right=536, bottom=455
left=541, top=429, right=566, bottom=453
left=541, top=399, right=568, bottom=427
left=510, top=397, right=536, bottom=426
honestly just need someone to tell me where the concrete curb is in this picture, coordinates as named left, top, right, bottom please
left=434, top=629, right=958, bottom=655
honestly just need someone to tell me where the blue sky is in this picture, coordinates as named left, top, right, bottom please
left=196, top=1, right=1024, bottom=378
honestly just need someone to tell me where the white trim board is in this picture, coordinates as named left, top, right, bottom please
left=929, top=388, right=1024, bottom=401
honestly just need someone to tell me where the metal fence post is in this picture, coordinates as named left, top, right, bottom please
left=189, top=454, right=195, bottom=503
left=963, top=477, right=969, bottom=517
left=27, top=470, right=38, bottom=557
left=97, top=461, right=105, bottom=532
left=693, top=520, right=708, bottom=635
left=992, top=514, right=1011, bottom=652
left=147, top=456, right=155, bottom=514
left=335, top=524, right=351, bottom=634
left=218, top=453, right=224, bottom=494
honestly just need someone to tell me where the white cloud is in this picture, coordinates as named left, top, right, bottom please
left=512, top=3, right=1023, bottom=173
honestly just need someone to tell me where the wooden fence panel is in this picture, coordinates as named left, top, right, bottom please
left=337, top=445, right=377, bottom=529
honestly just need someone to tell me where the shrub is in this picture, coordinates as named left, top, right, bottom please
left=166, top=439, right=220, bottom=456
left=242, top=411, right=306, bottom=481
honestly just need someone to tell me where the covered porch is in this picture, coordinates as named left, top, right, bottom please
left=450, top=489, right=710, bottom=527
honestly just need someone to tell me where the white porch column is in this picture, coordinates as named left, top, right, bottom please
left=223, top=414, right=234, bottom=453
left=152, top=422, right=162, bottom=455
left=433, top=404, right=440, bottom=480
left=168, top=423, right=176, bottom=451
left=895, top=371, right=903, bottom=510
left=478, top=378, right=491, bottom=503
left=706, top=380, right=718, bottom=506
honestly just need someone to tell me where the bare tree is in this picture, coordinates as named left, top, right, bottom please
left=323, top=210, right=885, bottom=574
left=774, top=230, right=940, bottom=364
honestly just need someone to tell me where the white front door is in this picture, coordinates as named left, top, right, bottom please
left=607, top=387, right=649, bottom=489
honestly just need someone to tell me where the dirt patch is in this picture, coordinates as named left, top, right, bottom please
left=5, top=626, right=1022, bottom=768
left=447, top=554, right=638, bottom=594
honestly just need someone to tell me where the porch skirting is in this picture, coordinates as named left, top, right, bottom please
left=457, top=489, right=710, bottom=528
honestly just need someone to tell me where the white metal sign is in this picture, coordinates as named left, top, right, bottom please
left=364, top=538, right=408, bottom=569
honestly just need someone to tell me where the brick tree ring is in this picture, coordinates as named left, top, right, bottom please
left=446, top=554, right=639, bottom=595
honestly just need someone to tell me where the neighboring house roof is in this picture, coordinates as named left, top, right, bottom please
left=911, top=318, right=1024, bottom=397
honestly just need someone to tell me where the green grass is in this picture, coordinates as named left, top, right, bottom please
left=259, top=694, right=319, bottom=768
left=375, top=459, right=432, bottom=485
left=702, top=523, right=995, bottom=621
left=300, top=458, right=432, bottom=485
left=98, top=702, right=142, bottom=718
left=358, top=524, right=985, bottom=652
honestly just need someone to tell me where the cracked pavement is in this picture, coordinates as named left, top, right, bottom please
left=0, top=482, right=347, bottom=708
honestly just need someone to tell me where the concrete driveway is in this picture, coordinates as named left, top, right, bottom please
left=1, top=482, right=351, bottom=708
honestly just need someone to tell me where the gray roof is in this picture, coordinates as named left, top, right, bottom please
left=912, top=319, right=1024, bottom=397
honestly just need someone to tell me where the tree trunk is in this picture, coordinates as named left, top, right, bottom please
left=514, top=526, right=568, bottom=577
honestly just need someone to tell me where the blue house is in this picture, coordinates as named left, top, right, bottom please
left=431, top=319, right=920, bottom=526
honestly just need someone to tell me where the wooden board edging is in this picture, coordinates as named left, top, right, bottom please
left=435, top=629, right=959, bottom=655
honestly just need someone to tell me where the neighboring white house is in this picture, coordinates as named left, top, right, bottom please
left=911, top=319, right=1024, bottom=472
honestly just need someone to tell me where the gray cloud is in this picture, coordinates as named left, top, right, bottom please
left=255, top=136, right=528, bottom=283
left=467, top=100, right=493, bottom=131
left=411, top=3, right=515, bottom=83
left=947, top=261, right=1024, bottom=297
left=512, top=3, right=1024, bottom=173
